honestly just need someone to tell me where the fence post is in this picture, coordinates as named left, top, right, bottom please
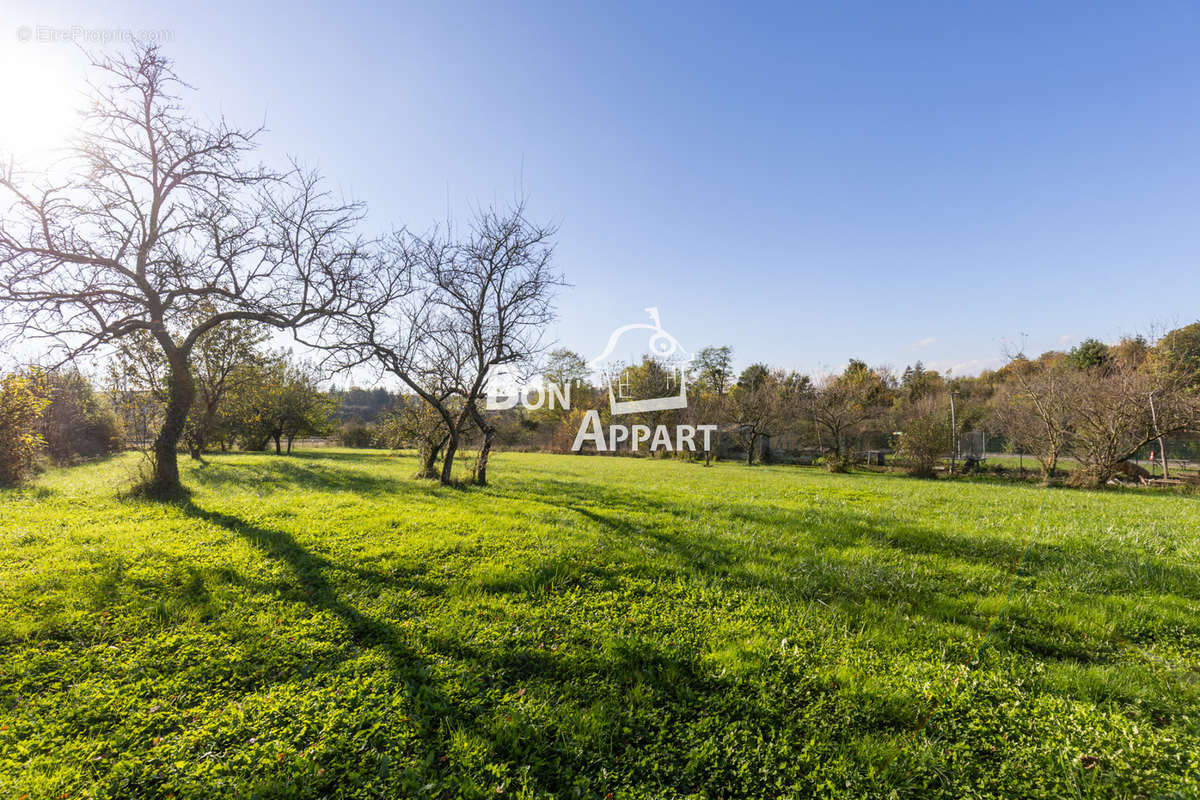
left=1149, top=391, right=1169, bottom=480
left=949, top=390, right=958, bottom=475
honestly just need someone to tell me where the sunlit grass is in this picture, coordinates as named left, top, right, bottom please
left=1, top=450, right=1198, bottom=798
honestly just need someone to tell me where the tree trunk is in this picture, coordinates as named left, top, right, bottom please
left=467, top=402, right=496, bottom=486
left=440, top=429, right=459, bottom=484
left=149, top=357, right=194, bottom=497
left=188, top=399, right=218, bottom=460
left=286, top=434, right=294, bottom=454
left=440, top=404, right=476, bottom=486
left=745, top=434, right=757, bottom=465
left=416, top=434, right=446, bottom=479
left=472, top=426, right=495, bottom=485
left=272, top=431, right=282, bottom=455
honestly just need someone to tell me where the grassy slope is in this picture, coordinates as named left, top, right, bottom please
left=1, top=450, right=1198, bottom=799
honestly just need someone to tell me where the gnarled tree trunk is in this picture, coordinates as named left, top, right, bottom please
left=472, top=429, right=494, bottom=485
left=187, top=393, right=220, bottom=460
left=417, top=434, right=448, bottom=479
left=440, top=429, right=459, bottom=485
left=438, top=403, right=473, bottom=485
left=149, top=355, right=194, bottom=497
left=469, top=403, right=495, bottom=486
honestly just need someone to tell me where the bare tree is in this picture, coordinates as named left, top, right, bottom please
left=805, top=361, right=885, bottom=467
left=338, top=229, right=469, bottom=483
left=728, top=366, right=798, bottom=465
left=435, top=205, right=561, bottom=485
left=348, top=204, right=561, bottom=485
left=989, top=356, right=1073, bottom=482
left=0, top=45, right=367, bottom=496
left=1061, top=358, right=1197, bottom=486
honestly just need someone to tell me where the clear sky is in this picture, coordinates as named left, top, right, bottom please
left=3, top=0, right=1199, bottom=378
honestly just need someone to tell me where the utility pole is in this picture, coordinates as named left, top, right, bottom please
left=1149, top=391, right=1169, bottom=479
left=949, top=390, right=959, bottom=475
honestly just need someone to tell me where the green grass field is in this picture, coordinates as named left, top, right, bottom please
left=2, top=450, right=1198, bottom=799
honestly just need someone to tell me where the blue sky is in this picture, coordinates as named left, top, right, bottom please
left=3, top=0, right=1200, bottom=378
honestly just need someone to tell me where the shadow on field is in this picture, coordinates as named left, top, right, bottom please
left=190, top=454, right=412, bottom=495
left=488, top=474, right=1200, bottom=667
left=175, top=498, right=456, bottom=765
left=170, top=496, right=790, bottom=795
left=113, top=455, right=1197, bottom=792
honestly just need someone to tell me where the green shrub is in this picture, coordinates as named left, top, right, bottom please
left=0, top=371, right=50, bottom=485
left=41, top=370, right=124, bottom=462
left=895, top=395, right=951, bottom=478
left=338, top=420, right=379, bottom=448
left=822, top=452, right=855, bottom=473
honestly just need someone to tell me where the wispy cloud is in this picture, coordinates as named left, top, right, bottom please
left=926, top=356, right=1003, bottom=376
left=916, top=336, right=937, bottom=348
left=1057, top=333, right=1076, bottom=344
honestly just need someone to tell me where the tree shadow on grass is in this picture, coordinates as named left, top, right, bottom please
left=58, top=462, right=1197, bottom=794
left=720, top=498, right=1200, bottom=605
left=416, top=631, right=819, bottom=795
left=174, top=498, right=457, bottom=766
left=189, top=456, right=415, bottom=495
left=245, top=448, right=406, bottom=466
left=484, top=478, right=1200, bottom=673
left=168, top=497, right=766, bottom=795
left=501, top=471, right=1200, bottom=602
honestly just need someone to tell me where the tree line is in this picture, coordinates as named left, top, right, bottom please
left=316, top=324, right=1200, bottom=490
left=442, top=328, right=1198, bottom=489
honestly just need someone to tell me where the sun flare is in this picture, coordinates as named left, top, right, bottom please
left=0, top=42, right=87, bottom=167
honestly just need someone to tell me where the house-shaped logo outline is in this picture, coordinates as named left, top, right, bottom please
left=588, top=307, right=689, bottom=416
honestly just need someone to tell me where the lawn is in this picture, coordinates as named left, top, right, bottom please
left=1, top=450, right=1198, bottom=799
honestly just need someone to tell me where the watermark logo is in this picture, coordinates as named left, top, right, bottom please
left=485, top=365, right=571, bottom=411
left=589, top=306, right=688, bottom=415
left=483, top=305, right=716, bottom=454
left=15, top=25, right=175, bottom=44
